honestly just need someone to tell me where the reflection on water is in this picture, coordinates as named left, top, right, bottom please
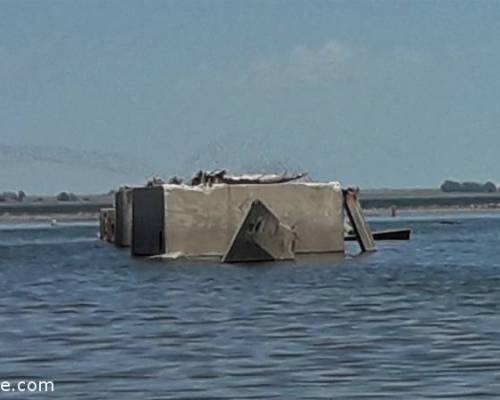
left=1, top=213, right=500, bottom=399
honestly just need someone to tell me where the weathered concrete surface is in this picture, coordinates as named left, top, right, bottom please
left=115, top=187, right=133, bottom=247
left=161, top=182, right=344, bottom=258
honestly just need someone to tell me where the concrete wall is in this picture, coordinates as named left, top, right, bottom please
left=132, top=186, right=166, bottom=256
left=115, top=187, right=133, bottom=247
left=163, top=182, right=344, bottom=257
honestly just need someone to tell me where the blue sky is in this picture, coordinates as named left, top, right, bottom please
left=1, top=0, right=500, bottom=193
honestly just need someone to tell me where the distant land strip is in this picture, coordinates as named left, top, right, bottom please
left=2, top=190, right=500, bottom=217
left=360, top=189, right=500, bottom=209
left=0, top=202, right=112, bottom=216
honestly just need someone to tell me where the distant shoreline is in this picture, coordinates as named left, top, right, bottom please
left=360, top=189, right=500, bottom=210
left=2, top=189, right=500, bottom=222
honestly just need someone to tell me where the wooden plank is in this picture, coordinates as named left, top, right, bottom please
left=222, top=200, right=296, bottom=263
left=343, top=189, right=376, bottom=252
left=345, top=228, right=411, bottom=241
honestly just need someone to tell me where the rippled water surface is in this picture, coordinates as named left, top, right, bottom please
left=2, top=212, right=500, bottom=399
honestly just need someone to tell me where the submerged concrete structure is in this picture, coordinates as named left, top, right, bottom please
left=99, top=208, right=116, bottom=243
left=98, top=170, right=394, bottom=262
left=131, top=182, right=345, bottom=259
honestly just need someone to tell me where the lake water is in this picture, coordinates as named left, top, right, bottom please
left=1, top=212, right=500, bottom=399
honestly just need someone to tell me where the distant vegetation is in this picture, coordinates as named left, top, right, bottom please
left=440, top=180, right=498, bottom=193
left=0, top=190, right=27, bottom=202
left=56, top=192, right=79, bottom=202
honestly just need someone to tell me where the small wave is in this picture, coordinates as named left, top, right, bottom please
left=0, top=237, right=98, bottom=247
left=0, top=221, right=98, bottom=231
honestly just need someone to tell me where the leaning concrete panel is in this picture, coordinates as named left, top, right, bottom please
left=163, top=182, right=344, bottom=258
left=343, top=188, right=376, bottom=253
left=222, top=199, right=296, bottom=263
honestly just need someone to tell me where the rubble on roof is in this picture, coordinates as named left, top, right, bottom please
left=189, top=169, right=307, bottom=186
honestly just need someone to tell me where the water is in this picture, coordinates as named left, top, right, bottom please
left=1, top=212, right=500, bottom=399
